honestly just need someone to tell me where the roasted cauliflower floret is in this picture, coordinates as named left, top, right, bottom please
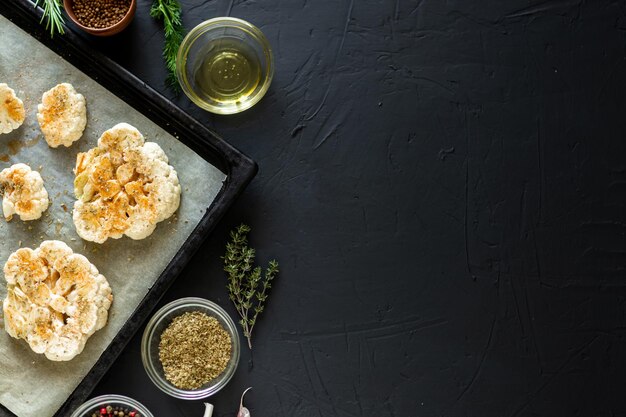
left=37, top=83, right=87, bottom=148
left=73, top=122, right=181, bottom=243
left=2, top=240, right=113, bottom=361
left=0, top=83, right=25, bottom=134
left=0, top=163, right=49, bottom=221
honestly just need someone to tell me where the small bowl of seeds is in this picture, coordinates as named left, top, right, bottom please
left=63, top=0, right=137, bottom=36
left=141, top=297, right=241, bottom=399
left=70, top=394, right=154, bottom=417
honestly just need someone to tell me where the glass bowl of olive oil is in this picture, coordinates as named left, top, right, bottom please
left=177, top=17, right=274, bottom=115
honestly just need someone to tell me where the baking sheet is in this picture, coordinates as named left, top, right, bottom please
left=0, top=14, right=227, bottom=417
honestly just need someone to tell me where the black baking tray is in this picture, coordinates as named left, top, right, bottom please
left=0, top=1, right=257, bottom=416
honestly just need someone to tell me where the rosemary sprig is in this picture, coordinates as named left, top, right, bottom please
left=150, top=0, right=185, bottom=89
left=224, top=224, right=279, bottom=350
left=35, top=0, right=65, bottom=38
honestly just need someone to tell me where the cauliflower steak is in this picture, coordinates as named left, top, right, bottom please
left=0, top=163, right=49, bottom=221
left=2, top=241, right=113, bottom=361
left=0, top=83, right=25, bottom=134
left=37, top=83, right=87, bottom=148
left=73, top=123, right=181, bottom=243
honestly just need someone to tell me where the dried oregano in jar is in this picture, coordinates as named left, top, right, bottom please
left=72, top=0, right=132, bottom=29
left=159, top=311, right=232, bottom=390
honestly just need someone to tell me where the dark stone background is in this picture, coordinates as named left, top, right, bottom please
left=83, top=0, right=626, bottom=416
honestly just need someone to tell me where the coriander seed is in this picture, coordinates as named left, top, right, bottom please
left=72, top=0, right=131, bottom=29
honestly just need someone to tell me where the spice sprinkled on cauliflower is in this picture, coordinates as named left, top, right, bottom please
left=73, top=122, right=181, bottom=243
left=2, top=240, right=113, bottom=361
left=0, top=83, right=25, bottom=134
left=37, top=83, right=87, bottom=148
left=0, top=163, right=49, bottom=221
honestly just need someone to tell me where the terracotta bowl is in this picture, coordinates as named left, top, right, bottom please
left=63, top=0, right=136, bottom=36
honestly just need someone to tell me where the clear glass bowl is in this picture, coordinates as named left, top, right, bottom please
left=141, top=297, right=240, bottom=399
left=176, top=17, right=274, bottom=115
left=70, top=395, right=153, bottom=417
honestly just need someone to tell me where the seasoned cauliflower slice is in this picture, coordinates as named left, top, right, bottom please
left=2, top=241, right=113, bottom=361
left=73, top=122, right=181, bottom=243
left=37, top=83, right=87, bottom=148
left=0, top=163, right=49, bottom=221
left=0, top=83, right=25, bottom=134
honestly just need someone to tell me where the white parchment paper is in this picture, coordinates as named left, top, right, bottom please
left=0, top=14, right=226, bottom=417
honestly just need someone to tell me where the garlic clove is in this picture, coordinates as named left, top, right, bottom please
left=203, top=403, right=214, bottom=417
left=237, top=387, right=253, bottom=417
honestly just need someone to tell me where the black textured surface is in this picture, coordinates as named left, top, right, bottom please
left=22, top=0, right=626, bottom=416
left=0, top=2, right=256, bottom=417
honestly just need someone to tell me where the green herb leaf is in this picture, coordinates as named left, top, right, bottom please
left=35, top=0, right=65, bottom=37
left=224, top=224, right=279, bottom=350
left=150, top=0, right=186, bottom=90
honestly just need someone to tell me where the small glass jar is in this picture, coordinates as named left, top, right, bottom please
left=141, top=297, right=241, bottom=399
left=70, top=394, right=154, bottom=417
left=176, top=17, right=274, bottom=115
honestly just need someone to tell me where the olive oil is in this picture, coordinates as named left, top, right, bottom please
left=193, top=38, right=262, bottom=105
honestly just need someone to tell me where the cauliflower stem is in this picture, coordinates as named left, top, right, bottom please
left=73, top=123, right=181, bottom=243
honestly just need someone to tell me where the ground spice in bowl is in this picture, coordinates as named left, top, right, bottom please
left=158, top=311, right=232, bottom=390
left=71, top=0, right=132, bottom=29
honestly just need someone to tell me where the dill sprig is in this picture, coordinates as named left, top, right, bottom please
left=150, top=0, right=185, bottom=89
left=224, top=224, right=279, bottom=350
left=35, top=0, right=65, bottom=38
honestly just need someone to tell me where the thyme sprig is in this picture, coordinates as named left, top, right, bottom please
left=224, top=224, right=279, bottom=350
left=150, top=0, right=185, bottom=89
left=35, top=0, right=65, bottom=38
